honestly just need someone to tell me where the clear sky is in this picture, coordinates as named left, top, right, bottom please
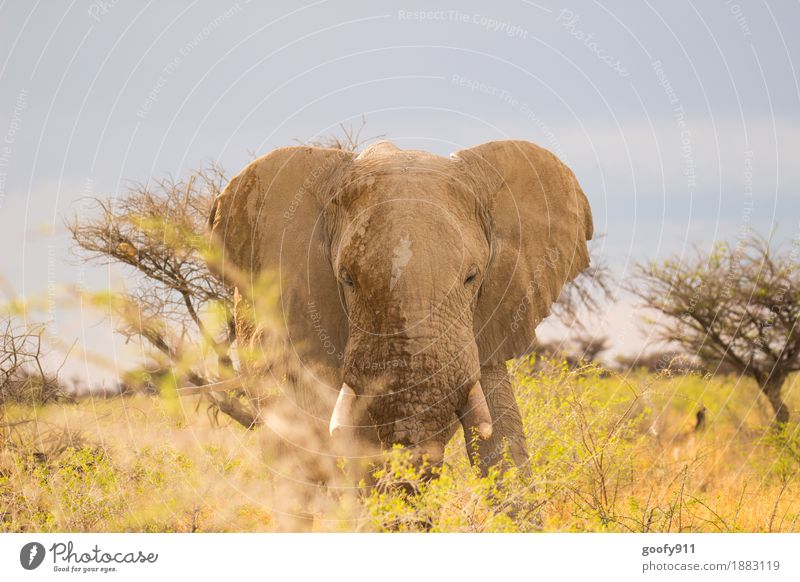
left=1, top=1, right=798, bottom=383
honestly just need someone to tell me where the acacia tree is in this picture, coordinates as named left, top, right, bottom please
left=68, top=165, right=258, bottom=427
left=629, top=234, right=800, bottom=424
left=571, top=333, right=610, bottom=363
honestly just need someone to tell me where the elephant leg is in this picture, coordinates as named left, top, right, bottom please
left=466, top=364, right=530, bottom=476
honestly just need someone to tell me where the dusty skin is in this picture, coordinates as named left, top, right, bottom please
left=207, top=139, right=592, bottom=502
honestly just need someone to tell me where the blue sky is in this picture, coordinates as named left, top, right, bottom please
left=1, top=1, right=798, bottom=381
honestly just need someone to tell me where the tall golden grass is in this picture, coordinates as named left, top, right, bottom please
left=1, top=360, right=797, bottom=532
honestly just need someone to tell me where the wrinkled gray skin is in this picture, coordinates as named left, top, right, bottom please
left=209, top=140, right=593, bottom=476
left=334, top=151, right=488, bottom=462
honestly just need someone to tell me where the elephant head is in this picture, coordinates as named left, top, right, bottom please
left=208, top=140, right=592, bottom=468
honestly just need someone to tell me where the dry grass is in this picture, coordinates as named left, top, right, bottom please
left=1, top=360, right=798, bottom=532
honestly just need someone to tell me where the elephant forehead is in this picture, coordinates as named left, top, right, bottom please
left=345, top=155, right=472, bottom=206
left=339, top=203, right=473, bottom=275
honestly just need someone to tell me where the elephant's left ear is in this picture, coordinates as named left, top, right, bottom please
left=452, top=140, right=593, bottom=364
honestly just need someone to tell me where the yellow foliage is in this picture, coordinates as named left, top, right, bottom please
left=1, top=362, right=798, bottom=532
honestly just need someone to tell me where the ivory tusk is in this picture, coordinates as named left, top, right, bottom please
left=459, top=381, right=493, bottom=440
left=329, top=383, right=357, bottom=438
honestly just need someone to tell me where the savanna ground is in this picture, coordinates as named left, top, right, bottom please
left=1, top=359, right=798, bottom=533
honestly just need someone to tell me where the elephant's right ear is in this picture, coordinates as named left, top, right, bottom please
left=208, top=146, right=355, bottom=369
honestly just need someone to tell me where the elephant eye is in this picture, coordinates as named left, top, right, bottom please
left=464, top=266, right=479, bottom=286
left=340, top=268, right=354, bottom=287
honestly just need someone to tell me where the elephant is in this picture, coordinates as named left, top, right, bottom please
left=207, top=139, right=593, bottom=480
